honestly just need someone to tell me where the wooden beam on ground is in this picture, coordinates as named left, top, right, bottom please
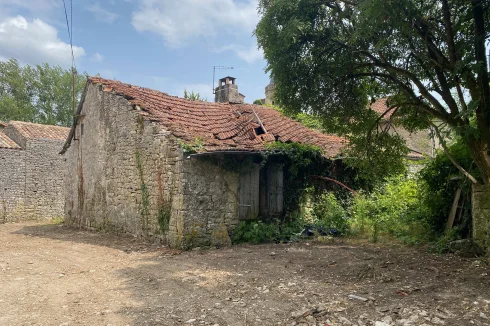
left=446, top=188, right=462, bottom=233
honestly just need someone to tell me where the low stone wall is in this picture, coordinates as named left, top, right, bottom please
left=472, top=184, right=490, bottom=250
left=24, top=139, right=66, bottom=220
left=0, top=138, right=65, bottom=222
left=0, top=148, right=26, bottom=222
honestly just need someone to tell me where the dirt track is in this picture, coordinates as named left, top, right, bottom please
left=0, top=222, right=489, bottom=326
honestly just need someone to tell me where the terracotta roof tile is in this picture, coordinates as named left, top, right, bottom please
left=8, top=121, right=70, bottom=141
left=0, top=121, right=7, bottom=129
left=88, top=77, right=347, bottom=158
left=0, top=132, right=21, bottom=149
left=370, top=98, right=395, bottom=119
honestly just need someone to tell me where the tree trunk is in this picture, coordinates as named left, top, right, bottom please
left=468, top=139, right=490, bottom=185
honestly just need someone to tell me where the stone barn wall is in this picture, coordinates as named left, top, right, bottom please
left=0, top=131, right=66, bottom=221
left=0, top=148, right=26, bottom=222
left=64, top=84, right=241, bottom=248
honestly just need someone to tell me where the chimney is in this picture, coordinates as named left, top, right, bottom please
left=214, top=76, right=245, bottom=104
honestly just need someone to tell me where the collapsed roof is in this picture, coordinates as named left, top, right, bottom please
left=62, top=77, right=346, bottom=158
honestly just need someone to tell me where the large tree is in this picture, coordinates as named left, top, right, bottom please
left=256, top=0, right=490, bottom=184
left=0, top=59, right=86, bottom=126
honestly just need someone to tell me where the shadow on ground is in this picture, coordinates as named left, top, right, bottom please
left=11, top=222, right=490, bottom=326
left=12, top=223, right=156, bottom=252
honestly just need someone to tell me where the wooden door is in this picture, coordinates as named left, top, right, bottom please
left=239, top=163, right=260, bottom=220
left=266, top=164, right=284, bottom=216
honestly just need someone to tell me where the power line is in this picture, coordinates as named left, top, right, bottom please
left=62, top=0, right=76, bottom=116
left=62, top=0, right=76, bottom=70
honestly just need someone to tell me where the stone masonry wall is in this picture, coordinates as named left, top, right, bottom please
left=0, top=148, right=26, bottom=222
left=23, top=139, right=66, bottom=220
left=472, top=184, right=490, bottom=250
left=65, top=84, right=241, bottom=248
left=177, top=158, right=240, bottom=249
left=0, top=134, right=65, bottom=221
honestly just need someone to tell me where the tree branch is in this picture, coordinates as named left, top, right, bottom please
left=430, top=121, right=479, bottom=184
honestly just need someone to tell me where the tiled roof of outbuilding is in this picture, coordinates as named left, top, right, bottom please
left=88, top=77, right=346, bottom=158
left=370, top=98, right=398, bottom=119
left=0, top=132, right=21, bottom=149
left=0, top=121, right=7, bottom=129
left=8, top=121, right=70, bottom=141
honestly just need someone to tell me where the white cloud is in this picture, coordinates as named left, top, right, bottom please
left=215, top=43, right=263, bottom=64
left=91, top=52, right=104, bottom=62
left=87, top=2, right=119, bottom=23
left=132, top=0, right=259, bottom=48
left=0, top=16, right=85, bottom=67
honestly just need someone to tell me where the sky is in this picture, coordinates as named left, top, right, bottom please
left=0, top=0, right=271, bottom=102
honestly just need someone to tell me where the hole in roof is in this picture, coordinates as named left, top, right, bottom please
left=254, top=126, right=265, bottom=136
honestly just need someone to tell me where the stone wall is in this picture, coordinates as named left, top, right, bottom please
left=0, top=148, right=26, bottom=222
left=65, top=84, right=241, bottom=248
left=0, top=133, right=65, bottom=221
left=24, top=139, right=66, bottom=220
left=472, top=184, right=490, bottom=250
left=177, top=158, right=239, bottom=248
left=214, top=84, right=244, bottom=104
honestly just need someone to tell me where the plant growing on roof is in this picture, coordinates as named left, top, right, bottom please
left=178, top=137, right=204, bottom=154
left=183, top=89, right=207, bottom=102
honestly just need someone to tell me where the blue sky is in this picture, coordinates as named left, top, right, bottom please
left=0, top=0, right=270, bottom=102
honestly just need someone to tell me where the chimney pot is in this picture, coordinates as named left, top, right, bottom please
left=215, top=76, right=245, bottom=104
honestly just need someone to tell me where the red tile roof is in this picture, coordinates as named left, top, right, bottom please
left=0, top=132, right=21, bottom=149
left=88, top=77, right=346, bottom=158
left=0, top=121, right=7, bottom=129
left=8, top=121, right=70, bottom=141
left=370, top=98, right=395, bottom=119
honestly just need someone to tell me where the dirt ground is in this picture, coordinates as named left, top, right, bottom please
left=0, top=222, right=489, bottom=326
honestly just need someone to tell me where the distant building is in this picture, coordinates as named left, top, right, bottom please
left=265, top=78, right=275, bottom=105
left=370, top=98, right=439, bottom=161
left=0, top=121, right=69, bottom=222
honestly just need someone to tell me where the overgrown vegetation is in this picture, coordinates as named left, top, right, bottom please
left=233, top=142, right=477, bottom=249
left=350, top=176, right=430, bottom=243
left=419, top=140, right=478, bottom=237
left=178, top=138, right=204, bottom=154
left=262, top=142, right=331, bottom=215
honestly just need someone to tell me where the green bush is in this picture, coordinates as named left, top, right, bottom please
left=418, top=140, right=477, bottom=236
left=232, top=218, right=304, bottom=244
left=313, top=193, right=350, bottom=234
left=349, top=175, right=430, bottom=242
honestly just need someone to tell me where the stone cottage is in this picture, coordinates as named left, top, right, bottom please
left=60, top=76, right=345, bottom=249
left=0, top=121, right=69, bottom=222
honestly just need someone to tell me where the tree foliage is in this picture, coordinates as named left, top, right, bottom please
left=419, top=139, right=477, bottom=234
left=256, top=0, right=490, bottom=184
left=0, top=58, right=86, bottom=126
